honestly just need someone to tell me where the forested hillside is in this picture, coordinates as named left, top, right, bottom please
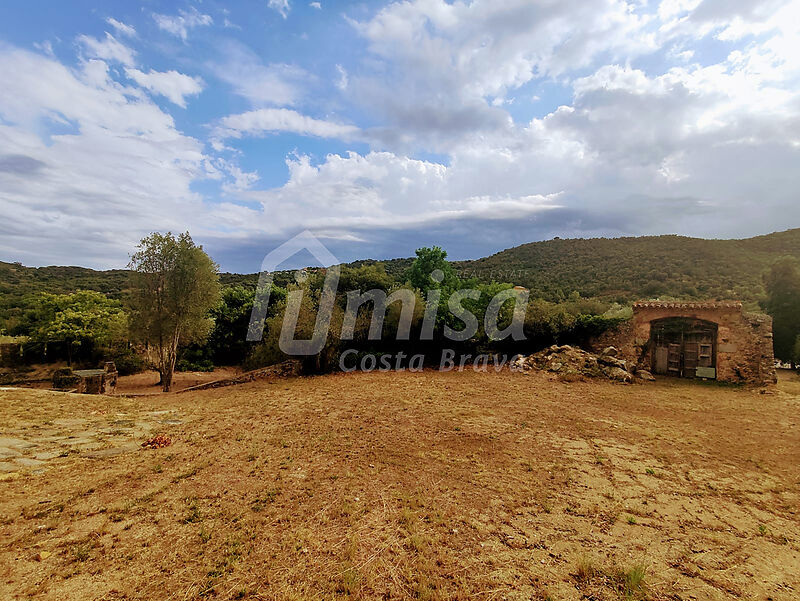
left=453, top=229, right=800, bottom=306
left=2, top=229, right=799, bottom=333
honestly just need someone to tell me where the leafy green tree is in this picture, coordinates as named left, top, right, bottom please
left=128, top=232, right=221, bottom=391
left=30, top=291, right=127, bottom=365
left=404, top=246, right=459, bottom=293
left=763, top=257, right=800, bottom=366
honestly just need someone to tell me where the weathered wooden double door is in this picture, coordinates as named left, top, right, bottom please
left=651, top=318, right=717, bottom=379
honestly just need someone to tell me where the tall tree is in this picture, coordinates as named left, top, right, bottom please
left=764, top=257, right=800, bottom=367
left=129, top=232, right=221, bottom=391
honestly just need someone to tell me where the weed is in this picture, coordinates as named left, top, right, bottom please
left=251, top=489, right=279, bottom=512
left=575, top=554, right=597, bottom=582
left=626, top=515, right=638, bottom=525
left=337, top=565, right=361, bottom=595
left=616, top=563, right=648, bottom=600
left=199, top=527, right=212, bottom=543
left=182, top=498, right=202, bottom=524
left=758, top=524, right=767, bottom=536
left=645, top=468, right=655, bottom=475
left=71, top=542, right=90, bottom=562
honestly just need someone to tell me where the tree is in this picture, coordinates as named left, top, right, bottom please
left=129, top=232, right=221, bottom=391
left=30, top=291, right=127, bottom=365
left=404, top=246, right=459, bottom=293
left=763, top=257, right=800, bottom=367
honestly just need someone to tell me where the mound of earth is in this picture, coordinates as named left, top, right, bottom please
left=512, top=345, right=655, bottom=383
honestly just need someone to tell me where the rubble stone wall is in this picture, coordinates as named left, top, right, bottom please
left=591, top=301, right=776, bottom=386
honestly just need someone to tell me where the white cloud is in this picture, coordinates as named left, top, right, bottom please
left=334, top=64, right=348, bottom=91
left=125, top=68, right=204, bottom=108
left=0, top=44, right=217, bottom=268
left=310, top=2, right=322, bottom=9
left=77, top=32, right=136, bottom=66
left=268, top=0, right=291, bottom=19
left=214, top=108, right=359, bottom=140
left=153, top=8, right=213, bottom=41
left=105, top=17, right=136, bottom=38
left=209, top=41, right=308, bottom=107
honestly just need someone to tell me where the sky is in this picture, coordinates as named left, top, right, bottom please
left=1, top=0, right=799, bottom=272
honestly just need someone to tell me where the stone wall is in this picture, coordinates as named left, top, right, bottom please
left=591, top=301, right=776, bottom=386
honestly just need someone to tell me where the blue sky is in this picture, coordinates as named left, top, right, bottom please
left=1, top=0, right=799, bottom=271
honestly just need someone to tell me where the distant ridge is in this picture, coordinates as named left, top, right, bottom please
left=451, top=229, right=800, bottom=306
left=2, top=229, right=799, bottom=326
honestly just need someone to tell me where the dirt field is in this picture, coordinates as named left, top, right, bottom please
left=1, top=369, right=798, bottom=600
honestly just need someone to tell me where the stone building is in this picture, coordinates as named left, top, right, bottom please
left=53, top=362, right=118, bottom=394
left=593, top=301, right=776, bottom=386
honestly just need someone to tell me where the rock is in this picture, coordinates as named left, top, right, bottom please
left=602, top=346, right=619, bottom=357
left=602, top=366, right=634, bottom=383
left=516, top=346, right=650, bottom=384
left=636, top=370, right=656, bottom=381
left=36, top=551, right=52, bottom=561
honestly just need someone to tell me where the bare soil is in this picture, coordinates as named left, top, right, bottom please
left=0, top=369, right=798, bottom=600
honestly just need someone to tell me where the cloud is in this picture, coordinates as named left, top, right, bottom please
left=334, top=64, right=348, bottom=91
left=153, top=7, right=213, bottom=41
left=77, top=32, right=136, bottom=66
left=209, top=41, right=308, bottom=107
left=345, top=0, right=655, bottom=151
left=214, top=108, right=359, bottom=141
left=0, top=154, right=47, bottom=175
left=105, top=17, right=136, bottom=38
left=268, top=0, right=291, bottom=19
left=310, top=2, right=322, bottom=9
left=124, top=68, right=204, bottom=108
left=0, top=44, right=215, bottom=268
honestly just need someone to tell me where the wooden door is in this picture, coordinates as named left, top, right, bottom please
left=683, top=342, right=699, bottom=377
left=667, top=343, right=681, bottom=375
left=654, top=346, right=669, bottom=374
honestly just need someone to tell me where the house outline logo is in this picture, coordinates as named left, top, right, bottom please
left=246, top=231, right=340, bottom=356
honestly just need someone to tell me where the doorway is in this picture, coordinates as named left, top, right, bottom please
left=650, top=317, right=717, bottom=379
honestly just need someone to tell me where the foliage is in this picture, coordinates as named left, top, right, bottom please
left=763, top=257, right=800, bottom=364
left=128, top=232, right=221, bottom=391
left=25, top=290, right=127, bottom=365
left=452, top=229, right=800, bottom=306
left=404, top=246, right=459, bottom=293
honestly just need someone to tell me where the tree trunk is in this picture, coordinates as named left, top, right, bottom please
left=161, top=328, right=181, bottom=392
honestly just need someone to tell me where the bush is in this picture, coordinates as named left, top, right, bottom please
left=176, top=358, right=214, bottom=372
left=110, top=348, right=146, bottom=376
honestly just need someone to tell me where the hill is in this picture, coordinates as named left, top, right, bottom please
left=2, top=229, right=799, bottom=332
left=453, top=229, right=800, bottom=307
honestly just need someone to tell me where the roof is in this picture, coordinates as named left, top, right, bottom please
left=633, top=300, right=742, bottom=310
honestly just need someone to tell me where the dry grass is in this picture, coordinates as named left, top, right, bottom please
left=1, top=368, right=799, bottom=600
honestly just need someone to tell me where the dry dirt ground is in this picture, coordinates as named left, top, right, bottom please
left=0, top=369, right=798, bottom=601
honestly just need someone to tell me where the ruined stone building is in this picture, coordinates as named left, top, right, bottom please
left=594, top=301, right=776, bottom=386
